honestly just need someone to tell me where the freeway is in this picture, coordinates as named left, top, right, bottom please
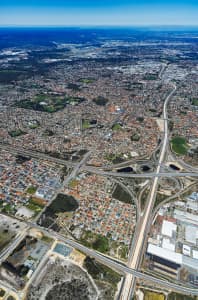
left=0, top=142, right=197, bottom=178
left=83, top=166, right=198, bottom=178
left=63, top=150, right=92, bottom=186
left=120, top=84, right=177, bottom=299
left=0, top=230, right=27, bottom=264
left=0, top=142, right=76, bottom=167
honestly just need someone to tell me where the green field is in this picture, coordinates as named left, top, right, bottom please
left=191, top=98, right=198, bottom=106
left=29, top=122, right=40, bottom=129
left=80, top=78, right=95, bottom=84
left=84, top=256, right=121, bottom=287
left=104, top=153, right=124, bottom=164
left=112, top=184, right=132, bottom=204
left=26, top=197, right=45, bottom=216
left=49, top=194, right=79, bottom=212
left=112, top=123, right=122, bottom=131
left=93, top=96, right=109, bottom=106
left=68, top=179, right=79, bottom=188
left=9, top=129, right=27, bottom=137
left=1, top=203, right=15, bottom=214
left=15, top=94, right=85, bottom=113
left=26, top=186, right=37, bottom=194
left=137, top=116, right=144, bottom=122
left=168, top=292, right=197, bottom=300
left=26, top=203, right=43, bottom=215
left=131, top=133, right=140, bottom=141
left=82, top=119, right=90, bottom=129
left=118, top=244, right=129, bottom=260
left=41, top=235, right=54, bottom=244
left=80, top=231, right=110, bottom=254
left=171, top=136, right=188, bottom=155
left=92, top=235, right=109, bottom=253
left=154, top=192, right=167, bottom=208
left=143, top=290, right=165, bottom=300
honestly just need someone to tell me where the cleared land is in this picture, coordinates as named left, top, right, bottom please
left=27, top=258, right=98, bottom=300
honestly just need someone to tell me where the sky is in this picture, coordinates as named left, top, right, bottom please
left=0, top=0, right=198, bottom=26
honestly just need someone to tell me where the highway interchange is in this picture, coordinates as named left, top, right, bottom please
left=0, top=78, right=198, bottom=299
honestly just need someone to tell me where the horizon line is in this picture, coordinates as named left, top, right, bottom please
left=0, top=24, right=198, bottom=28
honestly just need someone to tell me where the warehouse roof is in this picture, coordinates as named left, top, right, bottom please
left=161, top=220, right=177, bottom=238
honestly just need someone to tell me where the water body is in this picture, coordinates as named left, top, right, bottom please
left=169, top=164, right=180, bottom=171
left=117, top=167, right=134, bottom=173
left=140, top=165, right=151, bottom=172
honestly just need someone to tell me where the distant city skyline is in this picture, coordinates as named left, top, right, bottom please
left=0, top=0, right=198, bottom=26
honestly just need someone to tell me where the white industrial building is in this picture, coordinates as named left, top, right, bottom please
left=182, top=244, right=191, bottom=256
left=185, top=225, right=198, bottom=245
left=161, top=220, right=177, bottom=237
left=147, top=243, right=182, bottom=264
left=187, top=192, right=198, bottom=211
left=147, top=243, right=198, bottom=270
left=192, top=250, right=198, bottom=260
left=174, top=209, right=198, bottom=226
left=162, top=237, right=175, bottom=252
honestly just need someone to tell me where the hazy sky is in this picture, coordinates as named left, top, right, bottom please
left=0, top=0, right=198, bottom=26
